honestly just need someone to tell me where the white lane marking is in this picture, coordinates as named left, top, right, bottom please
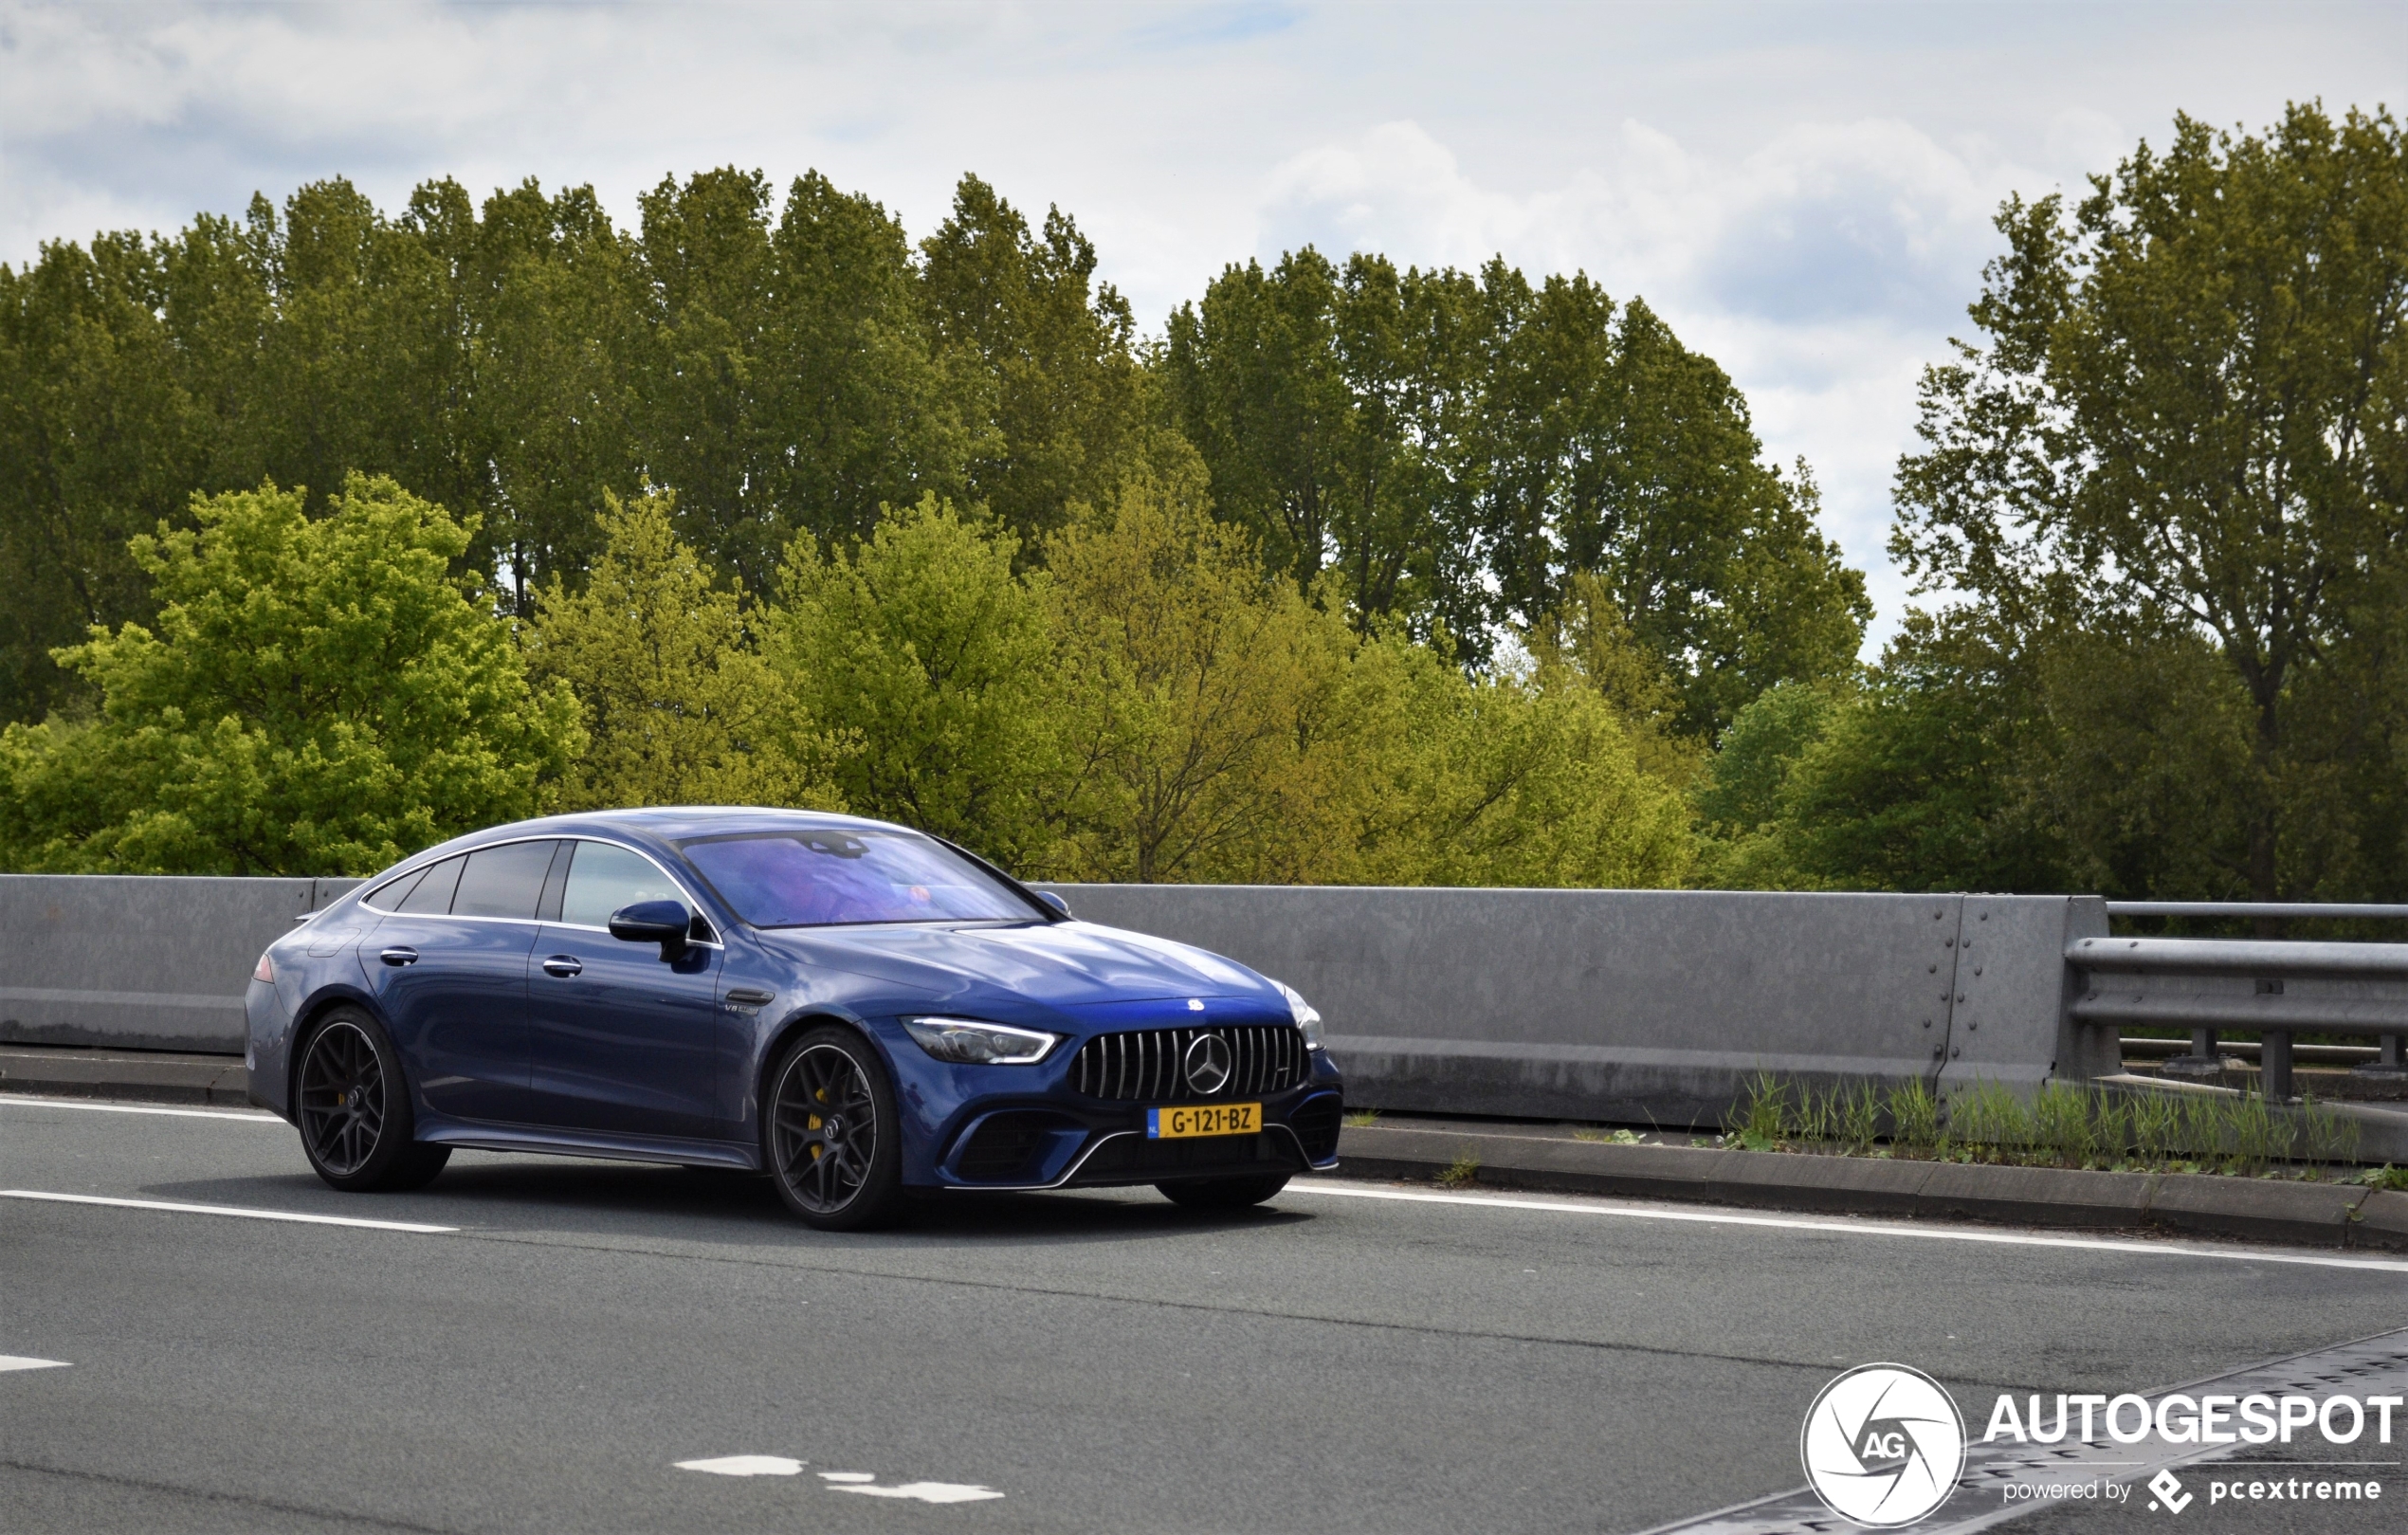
left=830, top=1481, right=1006, bottom=1504
left=1286, top=1179, right=2408, bottom=1273
left=0, top=1095, right=280, bottom=1123
left=0, top=1356, right=70, bottom=1372
left=818, top=1472, right=876, bottom=1483
left=0, top=1190, right=454, bottom=1233
left=678, top=1455, right=802, bottom=1476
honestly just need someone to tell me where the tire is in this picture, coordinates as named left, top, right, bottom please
left=763, top=1026, right=903, bottom=1231
left=1157, top=1174, right=1291, bottom=1210
left=294, top=1007, right=450, bottom=1193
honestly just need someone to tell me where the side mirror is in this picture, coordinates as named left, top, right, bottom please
left=609, top=899, right=690, bottom=959
left=1036, top=890, right=1070, bottom=918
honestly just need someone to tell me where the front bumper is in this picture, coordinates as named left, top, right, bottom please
left=936, top=1084, right=1345, bottom=1190
left=874, top=1010, right=1345, bottom=1191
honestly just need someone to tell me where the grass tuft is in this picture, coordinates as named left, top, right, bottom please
left=1717, top=1071, right=2368, bottom=1179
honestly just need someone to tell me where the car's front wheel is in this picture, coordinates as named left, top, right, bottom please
left=295, top=1008, right=451, bottom=1193
left=1158, top=1174, right=1290, bottom=1210
left=765, top=1026, right=903, bottom=1231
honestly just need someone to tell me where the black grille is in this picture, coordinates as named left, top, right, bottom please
left=1289, top=1092, right=1343, bottom=1162
left=1074, top=1130, right=1300, bottom=1184
left=952, top=1111, right=1064, bottom=1182
left=1069, top=1024, right=1307, bottom=1102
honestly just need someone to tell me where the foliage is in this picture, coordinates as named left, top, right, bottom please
left=766, top=495, right=1062, bottom=867
left=0, top=158, right=1873, bottom=886
left=1163, top=254, right=1870, bottom=733
left=1041, top=463, right=1358, bottom=883
left=1893, top=104, right=2408, bottom=901
left=629, top=169, right=978, bottom=592
left=1348, top=635, right=1697, bottom=889
left=0, top=477, right=580, bottom=874
left=918, top=175, right=1143, bottom=548
left=525, top=489, right=844, bottom=813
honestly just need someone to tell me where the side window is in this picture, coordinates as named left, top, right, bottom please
left=394, top=855, right=466, bottom=914
left=557, top=842, right=685, bottom=928
left=450, top=840, right=558, bottom=920
left=364, top=867, right=428, bottom=911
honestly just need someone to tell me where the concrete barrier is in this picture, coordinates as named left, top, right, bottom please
left=1042, top=886, right=2113, bottom=1126
left=0, top=875, right=359, bottom=1053
left=0, top=873, right=2111, bottom=1127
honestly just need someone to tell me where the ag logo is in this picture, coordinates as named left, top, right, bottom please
left=1800, top=1363, right=1967, bottom=1527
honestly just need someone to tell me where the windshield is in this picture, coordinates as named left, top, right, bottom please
left=676, top=830, right=1045, bottom=928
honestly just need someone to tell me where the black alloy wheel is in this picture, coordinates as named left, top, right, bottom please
left=766, top=1026, right=903, bottom=1231
left=295, top=1008, right=450, bottom=1193
left=1158, top=1174, right=1291, bottom=1210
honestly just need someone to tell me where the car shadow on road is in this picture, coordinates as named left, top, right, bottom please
left=141, top=1153, right=1316, bottom=1250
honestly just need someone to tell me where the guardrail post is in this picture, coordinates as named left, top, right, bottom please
left=2162, top=1026, right=2223, bottom=1079
left=2361, top=1032, right=2408, bottom=1078
left=2259, top=1031, right=2294, bottom=1102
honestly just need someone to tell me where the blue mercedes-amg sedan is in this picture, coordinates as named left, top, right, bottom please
left=244, top=809, right=1344, bottom=1228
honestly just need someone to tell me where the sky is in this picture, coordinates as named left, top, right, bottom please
left=4, top=0, right=2403, bottom=649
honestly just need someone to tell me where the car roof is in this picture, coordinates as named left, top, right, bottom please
left=547, top=806, right=902, bottom=842
left=382, top=807, right=917, bottom=874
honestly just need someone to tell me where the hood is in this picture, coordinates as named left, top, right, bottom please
left=756, top=918, right=1277, bottom=1012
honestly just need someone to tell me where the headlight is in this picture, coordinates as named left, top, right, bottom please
left=903, top=1016, right=1062, bottom=1065
left=1272, top=980, right=1323, bottom=1050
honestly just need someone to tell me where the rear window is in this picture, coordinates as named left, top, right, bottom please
left=677, top=831, right=1041, bottom=928
left=394, top=855, right=465, bottom=914
left=362, top=866, right=428, bottom=911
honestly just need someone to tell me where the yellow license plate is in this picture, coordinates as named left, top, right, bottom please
left=1147, top=1103, right=1261, bottom=1140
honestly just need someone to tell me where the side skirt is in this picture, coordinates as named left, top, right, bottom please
left=418, top=1119, right=760, bottom=1171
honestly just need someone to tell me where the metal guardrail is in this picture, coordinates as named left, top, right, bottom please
left=2106, top=901, right=2408, bottom=921
left=2071, top=925, right=2408, bottom=1099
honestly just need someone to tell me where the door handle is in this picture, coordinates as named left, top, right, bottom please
left=379, top=946, right=418, bottom=966
left=541, top=956, right=584, bottom=978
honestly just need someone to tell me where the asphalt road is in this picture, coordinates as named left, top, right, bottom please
left=5, top=1093, right=2406, bottom=1535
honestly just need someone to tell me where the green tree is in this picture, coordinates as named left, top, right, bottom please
left=1161, top=249, right=1485, bottom=633
left=1042, top=464, right=1357, bottom=883
left=526, top=490, right=843, bottom=813
left=1344, top=631, right=1697, bottom=889
left=764, top=496, right=1058, bottom=865
left=0, top=476, right=580, bottom=874
left=1894, top=103, right=2408, bottom=901
left=1694, top=685, right=1831, bottom=834
left=631, top=169, right=978, bottom=591
left=1039, top=464, right=1696, bottom=889
left=1471, top=277, right=1868, bottom=737
left=435, top=177, right=647, bottom=612
left=1166, top=251, right=1869, bottom=733
left=0, top=229, right=209, bottom=722
left=1705, top=613, right=2064, bottom=894
left=919, top=174, right=1142, bottom=547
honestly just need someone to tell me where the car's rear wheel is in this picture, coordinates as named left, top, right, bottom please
left=1157, top=1174, right=1290, bottom=1210
left=765, top=1026, right=903, bottom=1231
left=296, top=1008, right=450, bottom=1193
